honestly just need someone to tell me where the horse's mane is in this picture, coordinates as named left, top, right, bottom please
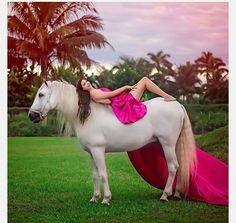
left=49, top=80, right=78, bottom=136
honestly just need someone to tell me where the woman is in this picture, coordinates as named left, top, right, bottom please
left=76, top=77, right=175, bottom=124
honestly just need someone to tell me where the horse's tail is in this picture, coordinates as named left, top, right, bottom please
left=176, top=105, right=197, bottom=196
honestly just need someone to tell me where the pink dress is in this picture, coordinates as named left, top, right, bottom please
left=100, top=88, right=147, bottom=124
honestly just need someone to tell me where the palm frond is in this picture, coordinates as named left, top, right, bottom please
left=10, top=2, right=37, bottom=29
left=13, top=38, right=42, bottom=60
left=8, top=15, right=33, bottom=39
left=49, top=15, right=103, bottom=41
left=65, top=30, right=111, bottom=49
left=56, top=47, right=96, bottom=68
left=50, top=2, right=98, bottom=30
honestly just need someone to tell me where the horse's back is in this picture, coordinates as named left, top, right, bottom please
left=144, top=97, right=184, bottom=117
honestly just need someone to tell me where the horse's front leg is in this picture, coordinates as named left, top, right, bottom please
left=89, top=156, right=101, bottom=203
left=90, top=148, right=111, bottom=205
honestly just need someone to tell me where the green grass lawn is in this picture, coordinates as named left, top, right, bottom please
left=8, top=137, right=228, bottom=223
left=195, top=126, right=228, bottom=163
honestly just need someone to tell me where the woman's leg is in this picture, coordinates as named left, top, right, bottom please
left=130, top=77, right=176, bottom=101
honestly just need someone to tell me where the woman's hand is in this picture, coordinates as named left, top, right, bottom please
left=91, top=84, right=137, bottom=100
left=125, top=84, right=137, bottom=91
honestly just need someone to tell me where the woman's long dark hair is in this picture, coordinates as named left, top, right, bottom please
left=76, top=79, right=91, bottom=125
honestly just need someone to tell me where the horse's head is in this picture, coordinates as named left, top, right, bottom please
left=29, top=81, right=56, bottom=123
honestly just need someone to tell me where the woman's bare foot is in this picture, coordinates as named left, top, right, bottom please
left=164, top=95, right=176, bottom=101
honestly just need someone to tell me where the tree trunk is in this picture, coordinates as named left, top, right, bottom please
left=40, top=57, right=48, bottom=84
left=40, top=56, right=48, bottom=125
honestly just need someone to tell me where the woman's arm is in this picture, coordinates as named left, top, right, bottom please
left=91, top=86, right=132, bottom=100
left=94, top=98, right=111, bottom=105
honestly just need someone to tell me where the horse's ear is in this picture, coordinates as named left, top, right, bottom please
left=59, top=78, right=65, bottom=83
left=42, top=78, right=48, bottom=87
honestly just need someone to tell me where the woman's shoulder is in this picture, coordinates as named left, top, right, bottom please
left=90, top=88, right=106, bottom=99
left=90, top=88, right=99, bottom=96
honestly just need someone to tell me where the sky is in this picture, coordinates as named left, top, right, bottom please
left=86, top=2, right=228, bottom=70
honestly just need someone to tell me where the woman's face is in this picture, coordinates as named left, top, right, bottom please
left=81, top=79, right=92, bottom=91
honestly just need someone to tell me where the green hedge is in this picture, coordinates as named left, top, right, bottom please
left=8, top=111, right=60, bottom=136
left=185, top=104, right=228, bottom=134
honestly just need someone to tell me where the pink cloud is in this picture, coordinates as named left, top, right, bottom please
left=87, top=2, right=228, bottom=66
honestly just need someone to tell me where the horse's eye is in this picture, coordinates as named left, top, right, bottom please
left=39, top=93, right=44, bottom=98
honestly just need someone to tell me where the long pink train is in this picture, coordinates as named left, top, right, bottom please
left=128, top=143, right=228, bottom=206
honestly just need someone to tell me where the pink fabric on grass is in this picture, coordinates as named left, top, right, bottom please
left=128, top=143, right=228, bottom=206
left=100, top=88, right=228, bottom=205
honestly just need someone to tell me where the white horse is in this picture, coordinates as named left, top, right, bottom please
left=29, top=80, right=196, bottom=204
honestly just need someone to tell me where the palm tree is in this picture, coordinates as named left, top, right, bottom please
left=202, top=68, right=228, bottom=102
left=146, top=51, right=174, bottom=96
left=8, top=2, right=111, bottom=83
left=147, top=51, right=173, bottom=74
left=117, top=56, right=137, bottom=70
left=195, top=51, right=228, bottom=102
left=173, top=62, right=202, bottom=102
left=195, top=51, right=228, bottom=82
left=114, top=56, right=153, bottom=86
left=117, top=56, right=153, bottom=75
left=87, top=66, right=116, bottom=89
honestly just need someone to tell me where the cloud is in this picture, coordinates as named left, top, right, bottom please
left=87, top=2, right=228, bottom=67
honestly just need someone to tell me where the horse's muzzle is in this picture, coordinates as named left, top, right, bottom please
left=28, top=111, right=41, bottom=123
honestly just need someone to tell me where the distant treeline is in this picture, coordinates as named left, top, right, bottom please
left=8, top=51, right=228, bottom=108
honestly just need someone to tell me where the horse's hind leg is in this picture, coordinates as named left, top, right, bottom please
left=159, top=143, right=179, bottom=201
left=174, top=173, right=182, bottom=199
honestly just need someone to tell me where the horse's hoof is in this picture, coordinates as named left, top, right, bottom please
left=174, top=192, right=182, bottom=199
left=160, top=195, right=169, bottom=202
left=101, top=199, right=110, bottom=205
left=160, top=191, right=172, bottom=201
left=89, top=197, right=98, bottom=203
left=101, top=195, right=111, bottom=205
left=89, top=194, right=100, bottom=203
